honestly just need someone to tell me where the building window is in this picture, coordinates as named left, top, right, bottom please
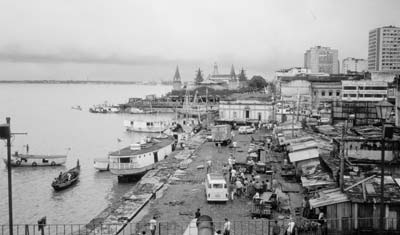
left=314, top=91, right=317, bottom=96
left=233, top=112, right=237, bottom=118
left=329, top=91, right=333, bottom=96
left=336, top=91, right=340, bottom=96
left=321, top=91, right=325, bottom=96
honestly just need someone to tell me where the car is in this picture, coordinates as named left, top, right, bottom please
left=246, top=127, right=256, bottom=134
left=238, top=126, right=250, bottom=134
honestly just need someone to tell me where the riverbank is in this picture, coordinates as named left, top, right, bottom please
left=73, top=132, right=206, bottom=235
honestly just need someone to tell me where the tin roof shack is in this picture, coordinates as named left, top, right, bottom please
left=288, top=148, right=319, bottom=176
left=310, top=176, right=400, bottom=233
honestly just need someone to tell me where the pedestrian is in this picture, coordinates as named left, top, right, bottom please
left=230, top=168, right=237, bottom=183
left=229, top=183, right=236, bottom=201
left=302, top=196, right=310, bottom=218
left=272, top=221, right=281, bottom=235
left=206, top=160, right=212, bottom=173
left=223, top=218, right=231, bottom=235
left=286, top=218, right=295, bottom=235
left=149, top=216, right=157, bottom=235
left=235, top=179, right=243, bottom=198
left=222, top=164, right=228, bottom=181
left=195, top=208, right=201, bottom=219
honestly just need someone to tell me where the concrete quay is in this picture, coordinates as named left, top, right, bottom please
left=131, top=129, right=305, bottom=235
left=72, top=133, right=206, bottom=235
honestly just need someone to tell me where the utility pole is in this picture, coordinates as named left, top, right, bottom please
left=339, top=120, right=347, bottom=192
left=6, top=117, right=13, bottom=235
left=380, top=136, right=385, bottom=234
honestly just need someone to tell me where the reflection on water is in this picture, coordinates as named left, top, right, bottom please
left=0, top=84, right=172, bottom=224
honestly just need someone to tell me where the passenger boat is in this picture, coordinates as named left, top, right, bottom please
left=93, top=157, right=109, bottom=171
left=3, top=152, right=67, bottom=167
left=109, top=136, right=176, bottom=181
left=51, top=160, right=80, bottom=191
left=124, top=120, right=169, bottom=133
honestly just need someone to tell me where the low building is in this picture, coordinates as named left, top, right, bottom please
left=342, top=80, right=388, bottom=102
left=342, top=57, right=367, bottom=74
left=218, top=99, right=273, bottom=123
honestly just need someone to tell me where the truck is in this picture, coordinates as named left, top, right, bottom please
left=211, top=124, right=232, bottom=146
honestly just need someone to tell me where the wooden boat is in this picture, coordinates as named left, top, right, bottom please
left=3, top=153, right=67, bottom=167
left=51, top=160, right=80, bottom=191
left=93, top=157, right=109, bottom=171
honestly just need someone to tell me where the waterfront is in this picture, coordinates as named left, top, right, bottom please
left=0, top=83, right=173, bottom=224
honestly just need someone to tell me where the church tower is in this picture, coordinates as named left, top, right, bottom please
left=172, top=65, right=182, bottom=90
left=212, top=62, right=219, bottom=76
left=230, top=65, right=237, bottom=81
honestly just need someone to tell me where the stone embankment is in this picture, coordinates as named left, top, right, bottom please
left=72, top=132, right=206, bottom=235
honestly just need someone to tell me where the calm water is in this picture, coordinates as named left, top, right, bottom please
left=0, top=84, right=174, bottom=224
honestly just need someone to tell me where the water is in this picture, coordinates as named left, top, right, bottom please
left=0, top=83, right=174, bottom=224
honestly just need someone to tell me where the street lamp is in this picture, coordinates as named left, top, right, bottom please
left=375, top=100, right=394, bottom=234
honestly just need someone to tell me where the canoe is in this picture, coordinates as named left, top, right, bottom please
left=52, top=160, right=80, bottom=191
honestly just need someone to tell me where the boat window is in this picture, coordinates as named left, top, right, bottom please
left=212, top=184, right=223, bottom=188
left=120, top=157, right=130, bottom=163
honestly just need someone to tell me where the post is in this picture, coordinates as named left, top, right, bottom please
left=380, top=137, right=385, bottom=233
left=6, top=117, right=13, bottom=235
left=339, top=120, right=347, bottom=192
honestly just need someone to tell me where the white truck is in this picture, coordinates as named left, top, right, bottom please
left=211, top=124, right=232, bottom=146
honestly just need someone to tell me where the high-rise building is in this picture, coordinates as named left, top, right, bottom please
left=342, top=57, right=367, bottom=74
left=304, top=46, right=339, bottom=74
left=368, top=25, right=400, bottom=72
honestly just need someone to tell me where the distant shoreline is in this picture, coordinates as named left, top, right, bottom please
left=0, top=80, right=172, bottom=85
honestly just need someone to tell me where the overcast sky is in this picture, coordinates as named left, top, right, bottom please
left=0, top=0, right=399, bottom=81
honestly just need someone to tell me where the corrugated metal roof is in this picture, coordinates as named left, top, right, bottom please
left=309, top=188, right=350, bottom=208
left=289, top=148, right=319, bottom=163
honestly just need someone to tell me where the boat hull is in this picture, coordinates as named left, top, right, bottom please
left=94, top=159, right=109, bottom=171
left=3, top=155, right=67, bottom=167
left=52, top=178, right=79, bottom=191
left=109, top=164, right=154, bottom=176
left=126, top=127, right=166, bottom=133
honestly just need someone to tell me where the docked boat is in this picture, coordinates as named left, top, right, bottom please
left=3, top=152, right=67, bottom=167
left=124, top=120, right=169, bottom=133
left=109, top=136, right=176, bottom=181
left=93, top=157, right=109, bottom=171
left=71, top=105, right=82, bottom=111
left=51, top=160, right=80, bottom=191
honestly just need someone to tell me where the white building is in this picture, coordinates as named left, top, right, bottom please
left=341, top=80, right=388, bottom=101
left=342, top=57, right=367, bottom=74
left=368, top=25, right=400, bottom=72
left=304, top=46, right=340, bottom=74
left=219, top=99, right=273, bottom=123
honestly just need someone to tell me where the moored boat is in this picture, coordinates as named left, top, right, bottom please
left=51, top=160, right=80, bottom=191
left=3, top=153, right=67, bottom=167
left=124, top=120, right=169, bottom=133
left=109, top=136, right=176, bottom=181
left=93, top=157, right=109, bottom=171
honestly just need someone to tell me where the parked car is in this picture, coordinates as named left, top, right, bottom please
left=246, top=127, right=256, bottom=134
left=239, top=126, right=250, bottom=134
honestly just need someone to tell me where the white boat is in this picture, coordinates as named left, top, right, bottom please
left=93, top=158, right=109, bottom=171
left=124, top=120, right=169, bottom=133
left=109, top=136, right=176, bottom=179
left=3, top=153, right=67, bottom=167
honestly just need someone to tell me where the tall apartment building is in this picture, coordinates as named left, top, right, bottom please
left=368, top=25, right=400, bottom=71
left=304, top=46, right=339, bottom=74
left=342, top=57, right=367, bottom=74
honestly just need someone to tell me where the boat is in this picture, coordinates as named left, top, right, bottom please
left=71, top=105, right=82, bottom=111
left=93, top=157, right=109, bottom=171
left=3, top=152, right=67, bottom=167
left=51, top=160, right=80, bottom=191
left=109, top=136, right=176, bottom=181
left=123, top=120, right=169, bottom=133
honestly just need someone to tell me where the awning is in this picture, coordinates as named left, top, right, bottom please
left=288, top=148, right=319, bottom=163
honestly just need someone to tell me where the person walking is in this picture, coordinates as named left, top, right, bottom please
left=223, top=218, right=231, bottom=235
left=149, top=216, right=157, bottom=235
left=195, top=208, right=201, bottom=219
left=206, top=160, right=212, bottom=173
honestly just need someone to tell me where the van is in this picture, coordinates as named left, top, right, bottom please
left=205, top=173, right=229, bottom=202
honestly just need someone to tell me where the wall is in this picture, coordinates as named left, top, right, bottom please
left=219, top=100, right=273, bottom=123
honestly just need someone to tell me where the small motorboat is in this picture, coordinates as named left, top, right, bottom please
left=52, top=160, right=80, bottom=191
left=71, top=105, right=82, bottom=111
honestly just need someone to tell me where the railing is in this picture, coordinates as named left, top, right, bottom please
left=109, top=162, right=138, bottom=170
left=2, top=218, right=400, bottom=235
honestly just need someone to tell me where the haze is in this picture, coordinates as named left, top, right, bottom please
left=0, top=0, right=399, bottom=81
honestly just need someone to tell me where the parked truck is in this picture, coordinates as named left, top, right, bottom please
left=211, top=124, right=232, bottom=146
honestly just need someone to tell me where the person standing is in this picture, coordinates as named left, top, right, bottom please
left=149, top=216, right=157, bottom=235
left=272, top=220, right=281, bottom=235
left=286, top=218, right=295, bottom=235
left=206, top=160, right=212, bottom=173
left=195, top=208, right=201, bottom=219
left=223, top=218, right=231, bottom=235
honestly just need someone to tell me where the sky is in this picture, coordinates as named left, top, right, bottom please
left=0, top=0, right=399, bottom=81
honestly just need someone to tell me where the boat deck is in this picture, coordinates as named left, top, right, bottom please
left=109, top=137, right=175, bottom=156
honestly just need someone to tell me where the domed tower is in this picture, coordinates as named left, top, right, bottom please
left=172, top=65, right=182, bottom=90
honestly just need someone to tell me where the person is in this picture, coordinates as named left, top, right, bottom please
left=223, top=218, right=231, bottom=235
left=195, top=208, right=201, bottom=219
left=58, top=172, right=63, bottom=181
left=67, top=173, right=72, bottom=181
left=149, top=216, right=157, bottom=235
left=222, top=164, right=228, bottom=180
left=206, top=160, right=212, bottom=173
left=272, top=221, right=281, bottom=235
left=26, top=144, right=29, bottom=154
left=303, top=197, right=310, bottom=218
left=286, top=218, right=295, bottom=235
left=253, top=192, right=260, bottom=201
left=235, top=179, right=243, bottom=197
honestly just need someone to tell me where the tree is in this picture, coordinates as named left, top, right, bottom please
left=238, top=68, right=247, bottom=81
left=195, top=68, right=204, bottom=85
left=248, top=75, right=267, bottom=90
